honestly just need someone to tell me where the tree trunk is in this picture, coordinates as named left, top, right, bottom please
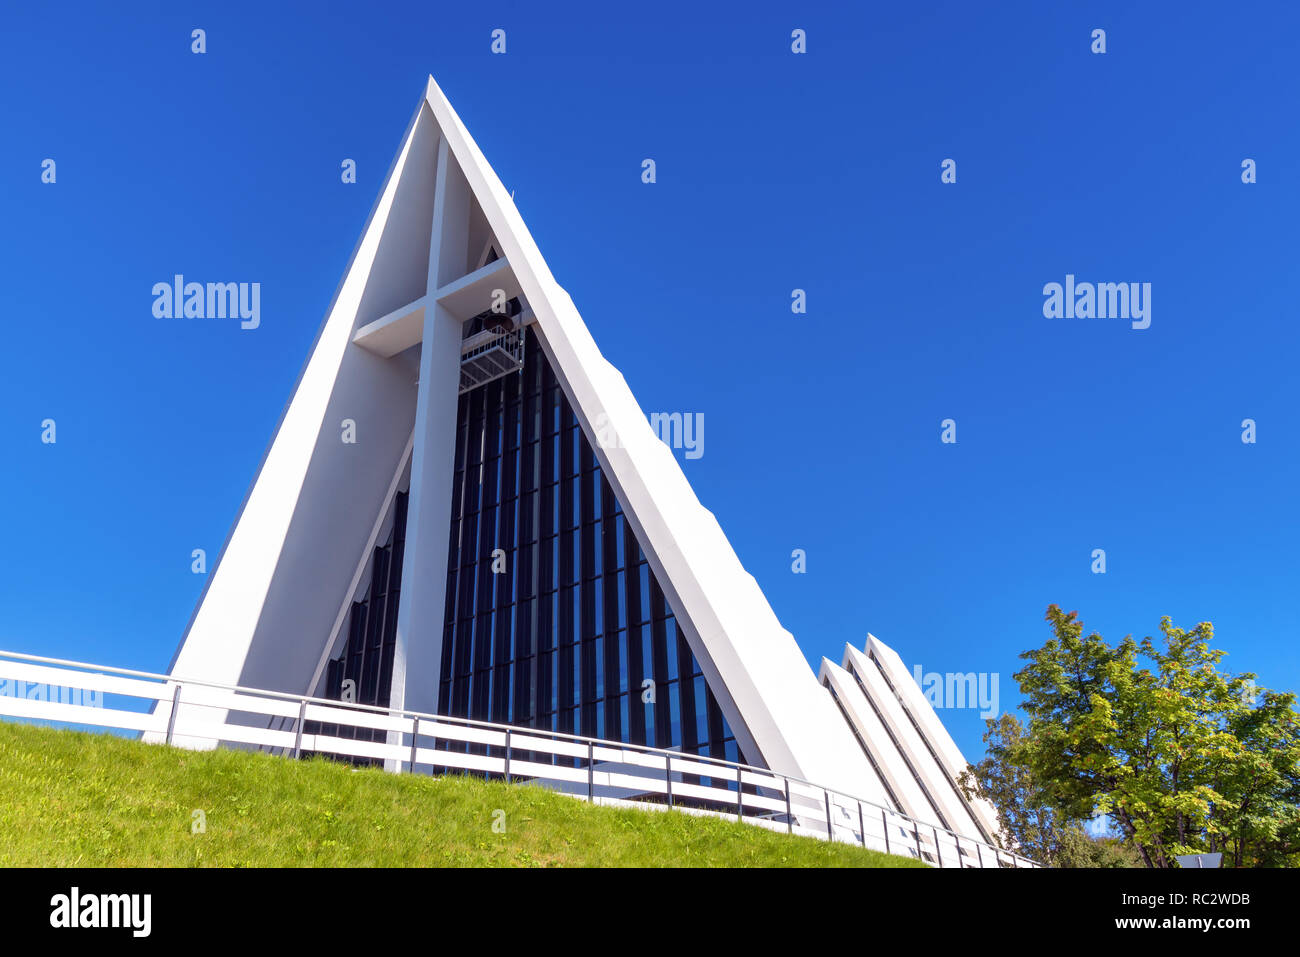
left=1117, top=808, right=1155, bottom=868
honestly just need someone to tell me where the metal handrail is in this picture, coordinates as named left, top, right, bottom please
left=460, top=326, right=523, bottom=359
left=0, top=647, right=1040, bottom=868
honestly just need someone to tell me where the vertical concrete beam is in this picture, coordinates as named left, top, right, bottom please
left=389, top=138, right=470, bottom=719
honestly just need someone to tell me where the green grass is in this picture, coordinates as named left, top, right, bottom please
left=0, top=721, right=924, bottom=867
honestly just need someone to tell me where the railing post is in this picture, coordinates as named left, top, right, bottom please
left=881, top=807, right=890, bottom=855
left=735, top=764, right=743, bottom=821
left=292, top=699, right=306, bottom=759
left=665, top=754, right=673, bottom=808
left=857, top=801, right=866, bottom=848
left=587, top=741, right=594, bottom=803
left=914, top=819, right=924, bottom=862
left=932, top=825, right=942, bottom=867
left=504, top=729, right=512, bottom=784
left=784, top=778, right=792, bottom=833
left=409, top=716, right=420, bottom=773
left=824, top=790, right=833, bottom=841
left=164, top=684, right=182, bottom=746
left=975, top=841, right=985, bottom=869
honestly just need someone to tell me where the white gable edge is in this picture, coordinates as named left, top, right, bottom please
left=864, top=635, right=1003, bottom=841
left=843, top=644, right=985, bottom=840
left=159, top=95, right=432, bottom=685
left=163, top=99, right=433, bottom=700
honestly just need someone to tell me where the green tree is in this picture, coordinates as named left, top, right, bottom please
left=1055, top=825, right=1147, bottom=869
left=959, top=714, right=1143, bottom=867
left=965, top=606, right=1299, bottom=868
left=958, top=713, right=1058, bottom=863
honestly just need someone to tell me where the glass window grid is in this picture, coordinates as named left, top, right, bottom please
left=437, top=329, right=740, bottom=762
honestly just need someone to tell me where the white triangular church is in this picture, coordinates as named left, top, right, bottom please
left=164, top=76, right=1000, bottom=848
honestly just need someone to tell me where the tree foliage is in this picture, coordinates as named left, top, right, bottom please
left=962, top=605, right=1300, bottom=868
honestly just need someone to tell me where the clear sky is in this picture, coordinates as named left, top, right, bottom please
left=2, top=1, right=1297, bottom=759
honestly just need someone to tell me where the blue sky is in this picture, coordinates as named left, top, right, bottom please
left=2, top=1, right=1297, bottom=759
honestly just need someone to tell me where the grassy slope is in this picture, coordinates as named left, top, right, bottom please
left=0, top=722, right=923, bottom=867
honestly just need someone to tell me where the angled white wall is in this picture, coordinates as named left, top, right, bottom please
left=153, top=103, right=440, bottom=745
left=820, top=659, right=942, bottom=827
left=865, top=635, right=1002, bottom=841
left=844, top=644, right=984, bottom=838
left=818, top=636, right=1002, bottom=845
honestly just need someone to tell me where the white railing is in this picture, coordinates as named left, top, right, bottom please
left=0, top=649, right=1039, bottom=868
left=459, top=327, right=525, bottom=393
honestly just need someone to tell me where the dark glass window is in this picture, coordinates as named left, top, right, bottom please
left=310, top=490, right=409, bottom=764
left=436, top=328, right=742, bottom=762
